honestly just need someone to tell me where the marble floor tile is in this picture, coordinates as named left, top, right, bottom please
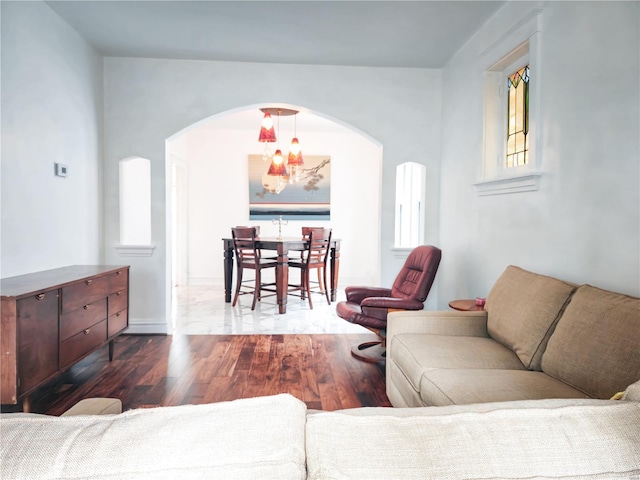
left=171, top=284, right=365, bottom=335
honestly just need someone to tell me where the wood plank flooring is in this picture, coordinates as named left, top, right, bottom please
left=3, top=334, right=391, bottom=415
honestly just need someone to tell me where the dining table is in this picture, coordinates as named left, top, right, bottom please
left=222, top=237, right=341, bottom=314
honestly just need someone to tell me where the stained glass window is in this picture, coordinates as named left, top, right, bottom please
left=506, top=65, right=529, bottom=168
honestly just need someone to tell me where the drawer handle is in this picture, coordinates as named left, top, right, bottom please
left=116, top=271, right=122, bottom=276
left=35, top=293, right=45, bottom=300
left=116, top=291, right=121, bottom=296
left=85, top=279, right=93, bottom=285
left=116, top=312, right=121, bottom=317
left=83, top=329, right=90, bottom=335
left=83, top=305, right=90, bottom=310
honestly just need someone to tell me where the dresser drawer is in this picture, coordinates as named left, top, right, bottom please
left=108, top=309, right=128, bottom=338
left=60, top=299, right=107, bottom=341
left=61, top=276, right=110, bottom=312
left=17, top=292, right=59, bottom=395
left=59, top=319, right=107, bottom=369
left=108, top=269, right=128, bottom=293
left=108, top=290, right=128, bottom=315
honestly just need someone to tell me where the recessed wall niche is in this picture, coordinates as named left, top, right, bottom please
left=118, top=157, right=153, bottom=255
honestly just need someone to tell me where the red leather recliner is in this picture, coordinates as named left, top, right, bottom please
left=336, top=245, right=442, bottom=363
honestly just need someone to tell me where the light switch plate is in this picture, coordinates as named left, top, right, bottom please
left=54, top=163, right=68, bottom=177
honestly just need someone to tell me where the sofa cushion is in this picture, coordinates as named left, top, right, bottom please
left=419, top=369, right=589, bottom=406
left=542, top=285, right=640, bottom=399
left=0, top=394, right=307, bottom=480
left=485, top=265, right=576, bottom=370
left=306, top=399, right=640, bottom=480
left=391, top=334, right=525, bottom=392
left=622, top=379, right=640, bottom=402
left=387, top=359, right=428, bottom=407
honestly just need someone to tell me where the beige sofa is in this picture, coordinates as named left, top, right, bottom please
left=1, top=390, right=640, bottom=479
left=387, top=265, right=640, bottom=407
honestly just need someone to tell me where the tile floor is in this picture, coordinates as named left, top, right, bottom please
left=171, top=284, right=366, bottom=335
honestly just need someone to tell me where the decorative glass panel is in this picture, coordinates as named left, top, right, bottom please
left=506, top=65, right=529, bottom=168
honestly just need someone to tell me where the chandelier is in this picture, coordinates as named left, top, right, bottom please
left=258, top=107, right=304, bottom=194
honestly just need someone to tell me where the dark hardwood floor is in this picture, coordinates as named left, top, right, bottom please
left=2, top=334, right=391, bottom=415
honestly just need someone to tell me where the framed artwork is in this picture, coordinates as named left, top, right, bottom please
left=248, top=154, right=331, bottom=220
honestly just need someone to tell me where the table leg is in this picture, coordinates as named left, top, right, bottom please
left=276, top=244, right=289, bottom=314
left=223, top=240, right=234, bottom=303
left=330, top=243, right=340, bottom=302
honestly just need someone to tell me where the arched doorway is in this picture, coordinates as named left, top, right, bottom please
left=165, top=105, right=382, bottom=334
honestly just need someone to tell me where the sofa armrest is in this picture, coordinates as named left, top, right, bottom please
left=60, top=398, right=122, bottom=416
left=387, top=310, right=489, bottom=343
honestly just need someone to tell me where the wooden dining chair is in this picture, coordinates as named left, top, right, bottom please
left=233, top=225, right=276, bottom=259
left=301, top=227, right=328, bottom=296
left=231, top=226, right=277, bottom=310
left=235, top=225, right=260, bottom=236
left=288, top=228, right=332, bottom=309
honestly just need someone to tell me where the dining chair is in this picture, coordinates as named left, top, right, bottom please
left=235, top=225, right=260, bottom=236
left=231, top=226, right=277, bottom=310
left=288, top=228, right=332, bottom=309
left=301, top=227, right=327, bottom=296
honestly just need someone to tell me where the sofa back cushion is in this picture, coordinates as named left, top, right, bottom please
left=306, top=399, right=640, bottom=479
left=485, top=266, right=576, bottom=370
left=542, top=285, right=640, bottom=399
left=0, top=394, right=308, bottom=480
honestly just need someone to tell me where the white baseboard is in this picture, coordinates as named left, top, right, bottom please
left=124, top=321, right=168, bottom=335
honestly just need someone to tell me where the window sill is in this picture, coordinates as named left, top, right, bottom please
left=115, top=244, right=156, bottom=257
left=474, top=173, right=541, bottom=196
left=391, top=247, right=414, bottom=260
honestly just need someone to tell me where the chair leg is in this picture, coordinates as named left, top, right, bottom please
left=232, top=267, right=243, bottom=306
left=300, top=269, right=306, bottom=300
left=317, top=268, right=324, bottom=293
left=251, top=269, right=260, bottom=310
left=305, top=269, right=313, bottom=309
left=322, top=266, right=330, bottom=305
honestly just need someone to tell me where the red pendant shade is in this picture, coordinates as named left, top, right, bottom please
left=267, top=149, right=288, bottom=176
left=287, top=138, right=304, bottom=166
left=258, top=112, right=277, bottom=143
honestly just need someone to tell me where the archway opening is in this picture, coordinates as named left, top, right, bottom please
left=165, top=105, right=383, bottom=334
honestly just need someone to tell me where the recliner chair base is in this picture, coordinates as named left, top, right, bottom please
left=351, top=341, right=386, bottom=364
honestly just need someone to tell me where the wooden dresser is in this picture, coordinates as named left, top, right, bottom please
left=1, top=265, right=129, bottom=410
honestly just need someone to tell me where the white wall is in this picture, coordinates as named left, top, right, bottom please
left=175, top=120, right=381, bottom=287
left=1, top=1, right=104, bottom=277
left=8, top=1, right=633, bottom=337
left=103, top=59, right=442, bottom=333
left=438, top=1, right=640, bottom=302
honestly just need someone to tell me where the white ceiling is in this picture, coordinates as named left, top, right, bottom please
left=45, top=0, right=504, bottom=69
left=43, top=0, right=504, bottom=132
